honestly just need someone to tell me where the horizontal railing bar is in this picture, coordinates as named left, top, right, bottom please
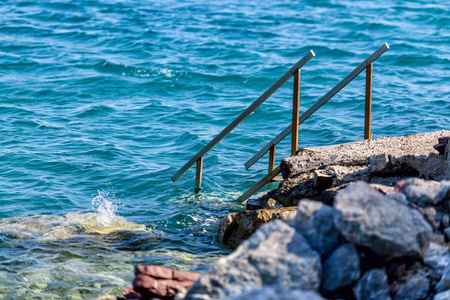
left=244, top=43, right=389, bottom=169
left=171, top=50, right=316, bottom=182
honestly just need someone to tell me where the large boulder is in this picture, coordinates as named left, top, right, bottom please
left=333, top=182, right=432, bottom=260
left=223, top=287, right=325, bottom=300
left=321, top=243, right=360, bottom=293
left=219, top=207, right=297, bottom=247
left=185, top=220, right=321, bottom=300
left=290, top=200, right=341, bottom=258
left=353, top=269, right=391, bottom=300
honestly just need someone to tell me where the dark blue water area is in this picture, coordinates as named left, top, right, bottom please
left=0, top=0, right=448, bottom=298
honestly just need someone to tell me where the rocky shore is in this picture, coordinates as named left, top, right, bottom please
left=97, top=130, right=450, bottom=300
left=220, top=130, right=450, bottom=246
left=185, top=131, right=450, bottom=300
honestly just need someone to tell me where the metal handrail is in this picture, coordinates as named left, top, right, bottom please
left=244, top=43, right=389, bottom=169
left=172, top=43, right=389, bottom=199
left=235, top=43, right=389, bottom=203
left=171, top=50, right=316, bottom=192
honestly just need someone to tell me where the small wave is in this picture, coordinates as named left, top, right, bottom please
left=94, top=60, right=180, bottom=79
left=0, top=105, right=36, bottom=116
left=0, top=51, right=20, bottom=58
left=72, top=104, right=116, bottom=118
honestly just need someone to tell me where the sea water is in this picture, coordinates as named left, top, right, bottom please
left=0, top=0, right=448, bottom=298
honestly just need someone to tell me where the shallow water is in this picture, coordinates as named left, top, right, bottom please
left=0, top=0, right=449, bottom=298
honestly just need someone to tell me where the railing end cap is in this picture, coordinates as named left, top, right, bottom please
left=310, top=50, right=316, bottom=57
left=384, top=42, right=390, bottom=50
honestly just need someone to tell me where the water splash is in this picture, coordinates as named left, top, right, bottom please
left=92, top=190, right=124, bottom=227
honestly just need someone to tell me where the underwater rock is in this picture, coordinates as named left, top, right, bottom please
left=0, top=212, right=148, bottom=241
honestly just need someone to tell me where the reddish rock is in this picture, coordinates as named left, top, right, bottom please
left=122, top=265, right=201, bottom=300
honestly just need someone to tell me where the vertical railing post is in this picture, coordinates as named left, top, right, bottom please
left=268, top=145, right=276, bottom=173
left=364, top=63, right=373, bottom=140
left=291, top=69, right=301, bottom=155
left=194, top=156, right=203, bottom=194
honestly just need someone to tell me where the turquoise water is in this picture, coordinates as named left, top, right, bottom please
left=0, top=0, right=448, bottom=298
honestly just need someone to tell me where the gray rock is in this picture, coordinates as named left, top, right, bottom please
left=370, top=153, right=390, bottom=174
left=290, top=200, right=341, bottom=258
left=442, top=214, right=450, bottom=228
left=431, top=232, right=446, bottom=244
left=424, top=243, right=450, bottom=280
left=322, top=243, right=360, bottom=293
left=426, top=242, right=449, bottom=259
left=353, top=269, right=391, bottom=300
left=425, top=256, right=450, bottom=282
left=444, top=228, right=450, bottom=241
left=418, top=206, right=440, bottom=230
left=224, top=287, right=325, bottom=300
left=394, top=276, right=430, bottom=300
left=386, top=192, right=408, bottom=205
left=185, top=220, right=321, bottom=300
left=436, top=263, right=450, bottom=292
left=334, top=182, right=432, bottom=260
left=434, top=289, right=450, bottom=300
left=402, top=178, right=450, bottom=205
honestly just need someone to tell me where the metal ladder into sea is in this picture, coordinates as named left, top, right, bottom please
left=171, top=43, right=390, bottom=202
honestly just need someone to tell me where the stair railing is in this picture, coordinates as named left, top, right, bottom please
left=237, top=43, right=389, bottom=202
left=171, top=50, right=316, bottom=193
left=172, top=43, right=389, bottom=200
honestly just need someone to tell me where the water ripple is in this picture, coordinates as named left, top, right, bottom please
left=0, top=0, right=448, bottom=298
